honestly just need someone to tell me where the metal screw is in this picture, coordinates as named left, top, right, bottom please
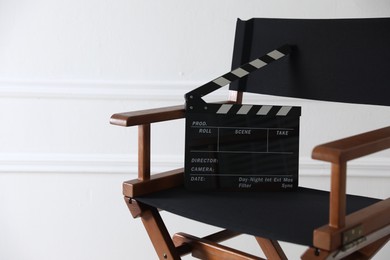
left=204, top=106, right=208, bottom=110
left=163, top=253, right=168, bottom=259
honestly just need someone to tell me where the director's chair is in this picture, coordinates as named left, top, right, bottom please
left=111, top=18, right=390, bottom=259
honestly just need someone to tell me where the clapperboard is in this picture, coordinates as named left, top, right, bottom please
left=184, top=45, right=301, bottom=191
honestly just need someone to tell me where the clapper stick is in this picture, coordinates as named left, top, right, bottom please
left=185, top=44, right=291, bottom=107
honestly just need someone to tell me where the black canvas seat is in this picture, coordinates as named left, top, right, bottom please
left=111, top=17, right=390, bottom=259
left=137, top=186, right=380, bottom=247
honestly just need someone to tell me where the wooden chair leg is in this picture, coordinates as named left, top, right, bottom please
left=355, top=235, right=389, bottom=259
left=125, top=197, right=181, bottom=260
left=173, top=229, right=240, bottom=256
left=255, top=237, right=287, bottom=260
left=301, top=235, right=389, bottom=260
left=173, top=232, right=265, bottom=260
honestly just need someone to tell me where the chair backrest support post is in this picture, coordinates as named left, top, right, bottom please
left=138, top=124, right=151, bottom=181
left=329, top=162, right=347, bottom=228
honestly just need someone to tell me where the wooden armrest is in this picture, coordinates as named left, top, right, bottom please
left=111, top=105, right=185, bottom=182
left=311, top=126, right=390, bottom=229
left=110, top=105, right=185, bottom=127
left=312, top=126, right=390, bottom=164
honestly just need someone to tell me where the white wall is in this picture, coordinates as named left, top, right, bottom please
left=0, top=1, right=389, bottom=259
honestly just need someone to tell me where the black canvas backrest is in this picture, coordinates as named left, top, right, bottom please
left=230, top=18, right=390, bottom=106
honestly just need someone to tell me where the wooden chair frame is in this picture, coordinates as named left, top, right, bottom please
left=111, top=90, right=390, bottom=259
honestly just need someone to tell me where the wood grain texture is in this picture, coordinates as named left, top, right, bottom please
left=255, top=237, right=287, bottom=260
left=312, top=126, right=390, bottom=164
left=110, top=105, right=185, bottom=127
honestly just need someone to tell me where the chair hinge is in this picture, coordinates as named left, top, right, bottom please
left=342, top=225, right=366, bottom=250
left=327, top=224, right=390, bottom=260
